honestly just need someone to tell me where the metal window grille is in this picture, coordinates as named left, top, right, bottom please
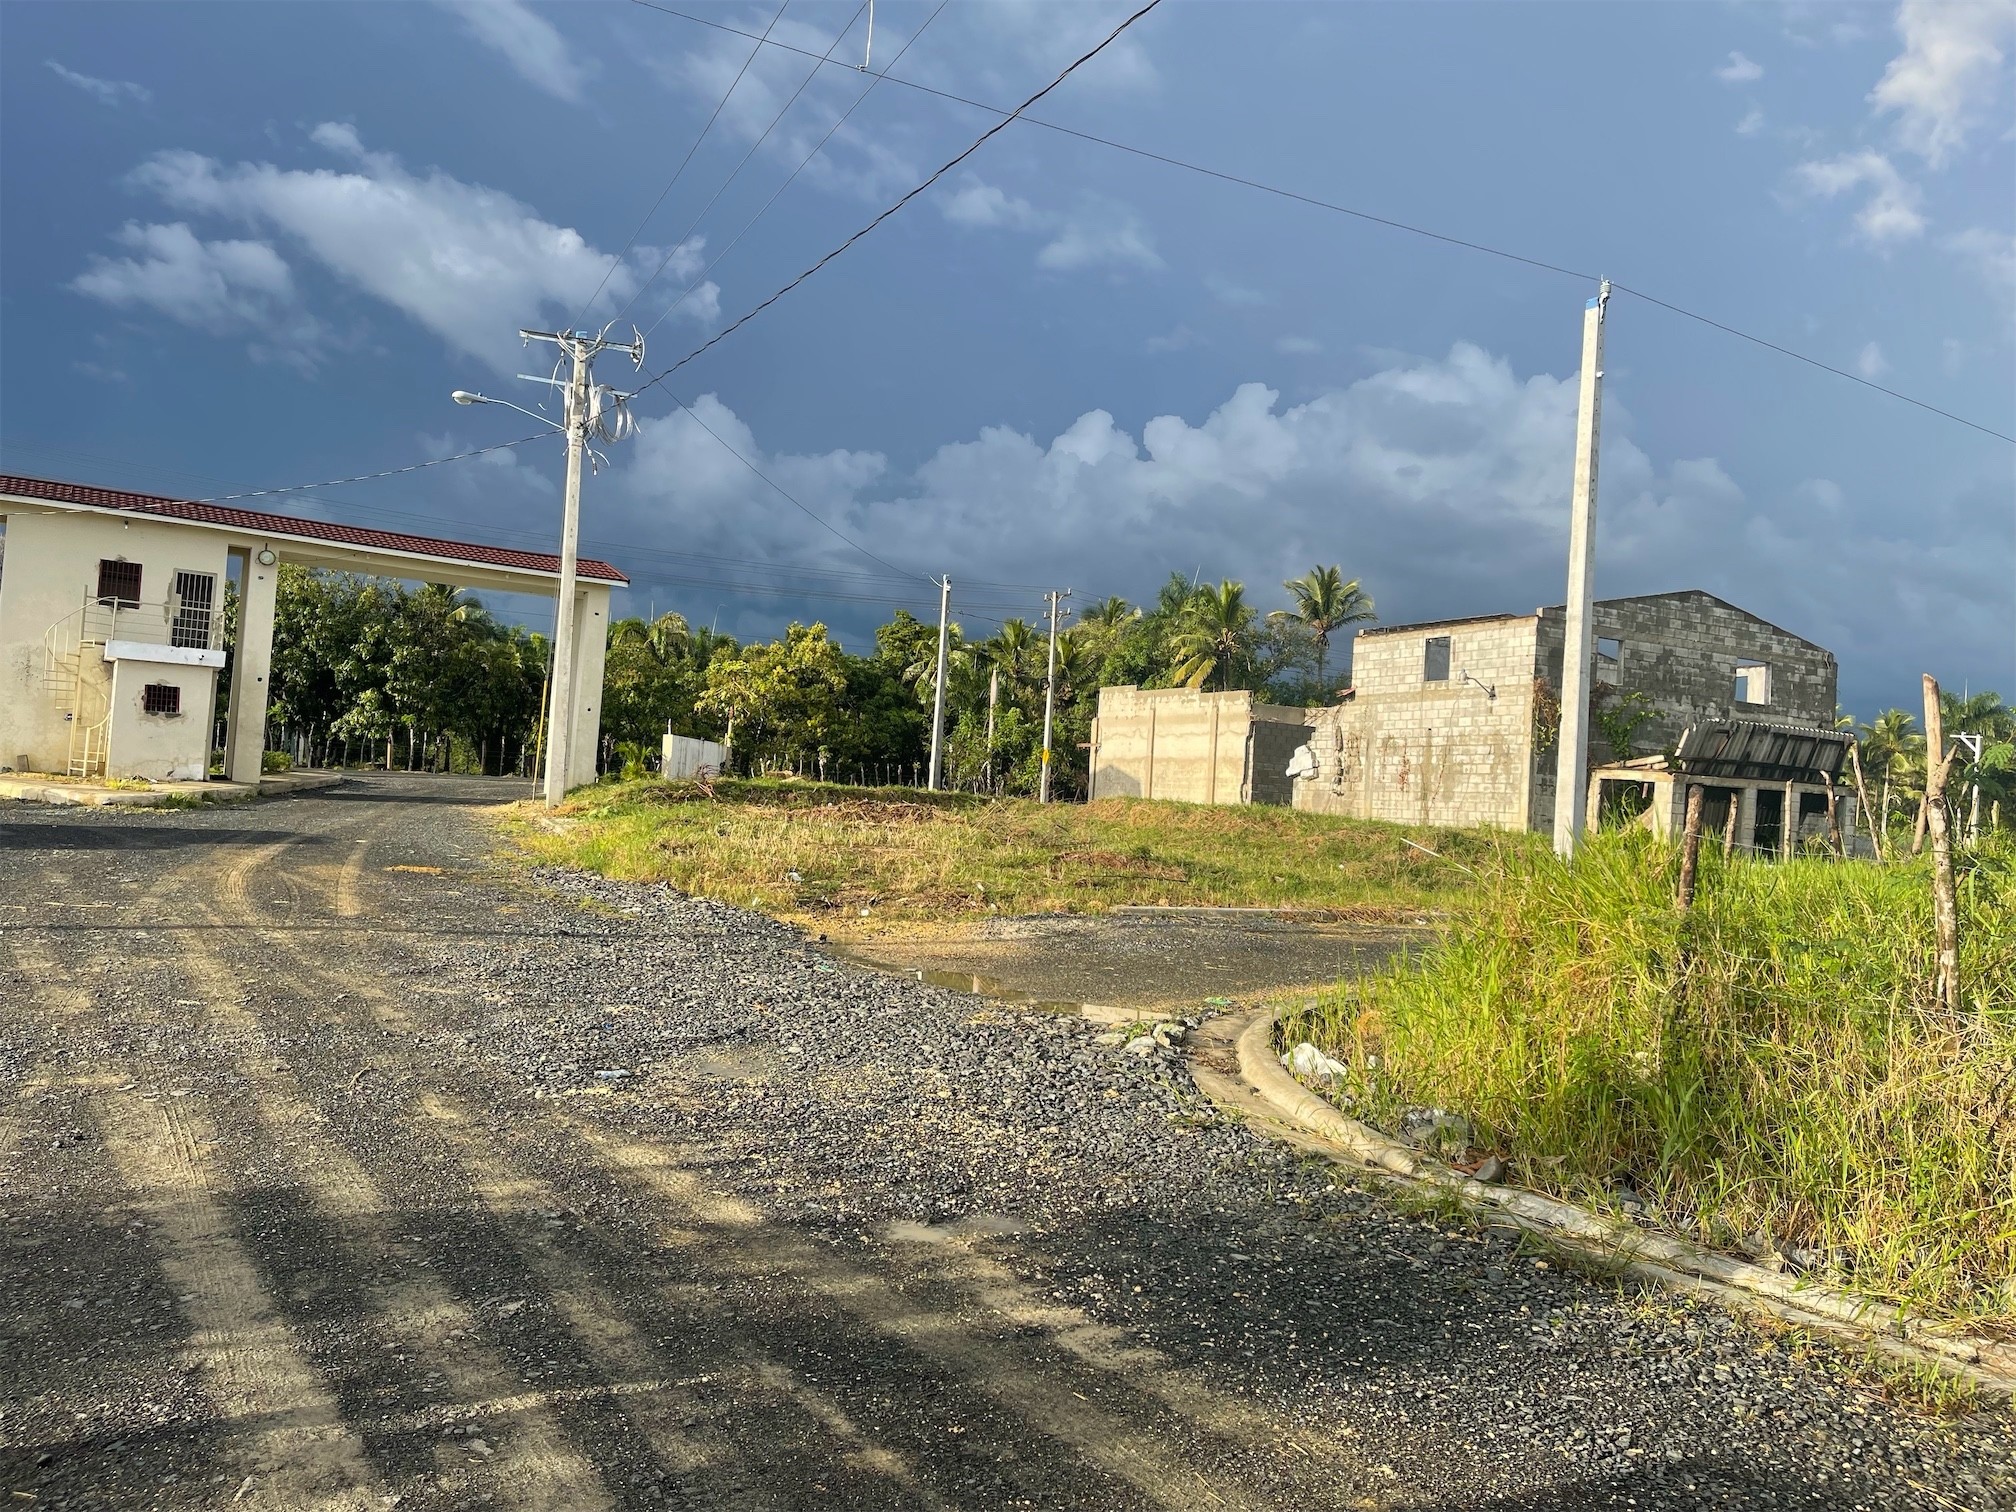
left=171, top=571, right=217, bottom=649
left=96, top=559, right=142, bottom=608
left=1423, top=635, right=1451, bottom=682
left=142, top=683, right=182, bottom=716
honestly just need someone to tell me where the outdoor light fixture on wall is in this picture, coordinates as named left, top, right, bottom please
left=1461, top=669, right=1497, bottom=700
left=256, top=549, right=277, bottom=566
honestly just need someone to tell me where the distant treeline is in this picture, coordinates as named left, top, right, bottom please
left=253, top=564, right=1376, bottom=794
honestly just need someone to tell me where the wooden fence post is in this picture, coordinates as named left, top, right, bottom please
left=1922, top=674, right=1961, bottom=1015
left=1677, top=783, right=1706, bottom=909
left=1848, top=740, right=1881, bottom=861
left=1722, top=788, right=1741, bottom=860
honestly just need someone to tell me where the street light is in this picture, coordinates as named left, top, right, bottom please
left=452, top=325, right=642, bottom=811
left=449, top=391, right=560, bottom=429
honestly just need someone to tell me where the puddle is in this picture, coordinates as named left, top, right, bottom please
left=827, top=912, right=1426, bottom=1019
left=828, top=951, right=1100, bottom=1016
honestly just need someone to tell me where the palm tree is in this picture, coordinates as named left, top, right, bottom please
left=980, top=618, right=1042, bottom=703
left=1167, top=580, right=1256, bottom=691
left=1269, top=565, right=1375, bottom=698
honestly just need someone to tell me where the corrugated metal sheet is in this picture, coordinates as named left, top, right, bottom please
left=1675, top=720, right=1846, bottom=781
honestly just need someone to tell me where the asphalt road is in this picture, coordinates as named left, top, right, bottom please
left=2, top=773, right=2009, bottom=1512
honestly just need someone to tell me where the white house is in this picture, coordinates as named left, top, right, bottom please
left=0, top=474, right=627, bottom=786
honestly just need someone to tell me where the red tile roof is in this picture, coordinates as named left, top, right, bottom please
left=0, top=473, right=628, bottom=585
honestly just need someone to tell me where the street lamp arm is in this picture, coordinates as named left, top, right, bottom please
left=450, top=391, right=564, bottom=431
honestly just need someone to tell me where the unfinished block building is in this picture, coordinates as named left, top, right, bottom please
left=1091, top=590, right=1849, bottom=856
left=1290, top=590, right=1840, bottom=844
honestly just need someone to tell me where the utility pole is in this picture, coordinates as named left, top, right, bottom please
left=1552, top=280, right=1611, bottom=859
left=1040, top=588, right=1072, bottom=803
left=986, top=667, right=999, bottom=793
left=927, top=575, right=951, bottom=791
left=457, top=325, right=642, bottom=810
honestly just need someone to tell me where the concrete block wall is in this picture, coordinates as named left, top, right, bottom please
left=1295, top=616, right=1540, bottom=829
left=1090, top=686, right=1311, bottom=806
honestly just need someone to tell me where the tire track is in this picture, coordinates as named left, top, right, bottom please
left=9, top=939, right=384, bottom=1512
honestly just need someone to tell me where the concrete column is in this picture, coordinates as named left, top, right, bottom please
left=223, top=545, right=278, bottom=784
left=1736, top=785, right=1757, bottom=856
left=565, top=584, right=609, bottom=790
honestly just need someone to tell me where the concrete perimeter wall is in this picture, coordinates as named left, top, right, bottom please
left=1090, top=687, right=1312, bottom=806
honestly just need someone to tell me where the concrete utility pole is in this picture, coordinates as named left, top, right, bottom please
left=927, top=576, right=951, bottom=791
left=458, top=325, right=642, bottom=810
left=1552, top=280, right=1611, bottom=859
left=1039, top=588, right=1072, bottom=803
left=986, top=667, right=999, bottom=792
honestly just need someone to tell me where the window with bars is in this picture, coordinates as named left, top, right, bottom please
left=171, top=571, right=217, bottom=649
left=96, top=559, right=142, bottom=608
left=142, top=683, right=182, bottom=716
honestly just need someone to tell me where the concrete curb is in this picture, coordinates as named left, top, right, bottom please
left=0, top=769, right=344, bottom=807
left=1226, top=1009, right=2016, bottom=1394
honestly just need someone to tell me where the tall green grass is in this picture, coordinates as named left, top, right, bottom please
left=1279, top=832, right=2016, bottom=1322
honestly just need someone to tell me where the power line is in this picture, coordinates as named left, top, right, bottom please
left=637, top=0, right=951, bottom=344
left=181, top=435, right=550, bottom=505
left=633, top=0, right=2013, bottom=446
left=613, top=2, right=869, bottom=330
left=657, top=388, right=925, bottom=580
left=625, top=0, right=1166, bottom=405
left=569, top=0, right=795, bottom=330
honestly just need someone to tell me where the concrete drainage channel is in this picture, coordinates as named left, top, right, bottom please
left=1199, top=1008, right=2016, bottom=1396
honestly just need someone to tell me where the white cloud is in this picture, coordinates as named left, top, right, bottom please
left=1206, top=275, right=1269, bottom=308
left=1793, top=150, right=1926, bottom=245
left=941, top=179, right=1161, bottom=275
left=940, top=180, right=1044, bottom=231
left=1854, top=341, right=1888, bottom=379
left=1144, top=325, right=1197, bottom=355
left=1946, top=226, right=2016, bottom=296
left=1275, top=336, right=1322, bottom=355
left=1036, top=203, right=1162, bottom=274
left=435, top=0, right=586, bottom=103
left=68, top=221, right=328, bottom=371
left=1716, top=51, right=1765, bottom=83
left=1735, top=108, right=1766, bottom=136
left=1870, top=0, right=2013, bottom=166
left=417, top=430, right=559, bottom=504
left=45, top=59, right=150, bottom=107
left=120, top=127, right=715, bottom=371
left=608, top=343, right=2010, bottom=702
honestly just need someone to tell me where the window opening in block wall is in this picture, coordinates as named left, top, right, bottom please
left=1735, top=660, right=1771, bottom=705
left=170, top=571, right=217, bottom=649
left=96, top=558, right=142, bottom=608
left=1595, top=637, right=1622, bottom=685
left=1423, top=635, right=1451, bottom=682
left=142, top=683, right=182, bottom=716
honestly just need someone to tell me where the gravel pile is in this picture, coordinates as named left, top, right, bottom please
left=411, top=864, right=2016, bottom=1510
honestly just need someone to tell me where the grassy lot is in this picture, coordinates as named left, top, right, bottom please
left=506, top=776, right=1520, bottom=931
left=1279, top=830, right=2016, bottom=1324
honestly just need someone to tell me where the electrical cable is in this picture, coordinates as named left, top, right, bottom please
left=656, top=388, right=924, bottom=580
left=623, top=0, right=1166, bottom=406
left=633, top=0, right=2013, bottom=446
left=636, top=0, right=951, bottom=343
left=178, top=435, right=551, bottom=505
left=568, top=0, right=795, bottom=331
left=610, top=3, right=869, bottom=330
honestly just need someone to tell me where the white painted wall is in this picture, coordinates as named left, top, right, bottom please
left=0, top=508, right=228, bottom=774
left=106, top=653, right=218, bottom=780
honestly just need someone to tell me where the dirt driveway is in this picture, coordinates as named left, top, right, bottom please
left=2, top=773, right=2007, bottom=1511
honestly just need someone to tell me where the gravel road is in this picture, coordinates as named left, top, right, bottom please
left=2, top=772, right=2009, bottom=1511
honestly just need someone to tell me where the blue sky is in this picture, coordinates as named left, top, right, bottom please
left=3, top=0, right=2011, bottom=717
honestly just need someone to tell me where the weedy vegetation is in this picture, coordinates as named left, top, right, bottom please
left=506, top=776, right=1518, bottom=930
left=1278, top=829, right=2016, bottom=1325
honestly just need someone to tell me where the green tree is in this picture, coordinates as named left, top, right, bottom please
left=1167, top=580, right=1257, bottom=691
left=696, top=623, right=852, bottom=772
left=1269, top=565, right=1375, bottom=699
